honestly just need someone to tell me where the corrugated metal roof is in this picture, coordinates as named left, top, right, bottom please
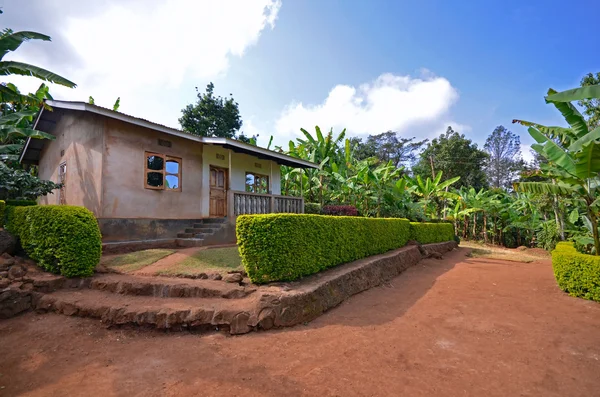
left=19, top=100, right=317, bottom=169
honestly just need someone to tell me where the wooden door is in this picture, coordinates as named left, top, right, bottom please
left=209, top=166, right=227, bottom=217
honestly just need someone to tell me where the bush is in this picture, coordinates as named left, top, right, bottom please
left=3, top=199, right=37, bottom=228
left=536, top=220, right=560, bottom=251
left=9, top=205, right=102, bottom=277
left=410, top=222, right=455, bottom=244
left=304, top=202, right=321, bottom=214
left=322, top=205, right=359, bottom=216
left=237, top=214, right=410, bottom=283
left=0, top=200, right=4, bottom=224
left=552, top=242, right=600, bottom=302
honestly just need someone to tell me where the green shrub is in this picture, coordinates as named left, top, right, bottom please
left=552, top=242, right=600, bottom=302
left=304, top=202, right=321, bottom=214
left=3, top=199, right=37, bottom=228
left=410, top=222, right=455, bottom=244
left=0, top=200, right=4, bottom=224
left=11, top=205, right=102, bottom=277
left=237, top=214, right=411, bottom=283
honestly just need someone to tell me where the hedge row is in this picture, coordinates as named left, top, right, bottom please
left=409, top=222, right=455, bottom=244
left=3, top=199, right=37, bottom=228
left=7, top=205, right=102, bottom=277
left=0, top=200, right=4, bottom=223
left=552, top=242, right=600, bottom=302
left=237, top=214, right=411, bottom=283
left=237, top=214, right=456, bottom=283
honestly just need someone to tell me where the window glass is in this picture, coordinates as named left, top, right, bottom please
left=245, top=174, right=255, bottom=192
left=147, top=155, right=164, bottom=170
left=147, top=172, right=164, bottom=187
left=166, top=160, right=179, bottom=174
left=165, top=175, right=179, bottom=189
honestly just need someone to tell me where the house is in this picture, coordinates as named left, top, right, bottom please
left=19, top=100, right=317, bottom=250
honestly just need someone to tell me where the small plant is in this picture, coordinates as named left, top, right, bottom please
left=304, top=202, right=321, bottom=214
left=321, top=205, right=358, bottom=216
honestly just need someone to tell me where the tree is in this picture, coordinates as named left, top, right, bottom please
left=514, top=85, right=600, bottom=255
left=0, top=28, right=75, bottom=105
left=484, top=125, right=523, bottom=188
left=179, top=82, right=242, bottom=138
left=412, top=126, right=489, bottom=190
left=0, top=161, right=61, bottom=200
left=351, top=131, right=427, bottom=167
left=405, top=171, right=460, bottom=219
left=578, top=72, right=600, bottom=129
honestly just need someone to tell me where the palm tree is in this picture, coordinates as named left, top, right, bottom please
left=514, top=85, right=600, bottom=254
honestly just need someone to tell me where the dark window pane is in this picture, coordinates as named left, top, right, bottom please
left=166, top=175, right=179, bottom=189
left=147, top=172, right=163, bottom=187
left=147, top=155, right=164, bottom=170
left=166, top=160, right=179, bottom=174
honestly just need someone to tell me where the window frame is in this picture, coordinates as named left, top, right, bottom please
left=245, top=172, right=269, bottom=194
left=144, top=151, right=182, bottom=192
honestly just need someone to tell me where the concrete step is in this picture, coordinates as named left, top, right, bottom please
left=176, top=238, right=204, bottom=248
left=89, top=274, right=255, bottom=299
left=34, top=289, right=259, bottom=334
left=185, top=227, right=217, bottom=234
left=177, top=232, right=193, bottom=238
left=199, top=218, right=228, bottom=225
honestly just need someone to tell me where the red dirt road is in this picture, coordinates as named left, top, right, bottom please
left=1, top=248, right=599, bottom=396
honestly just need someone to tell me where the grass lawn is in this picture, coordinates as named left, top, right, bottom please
left=158, top=246, right=243, bottom=276
left=102, top=249, right=176, bottom=273
left=460, top=241, right=549, bottom=263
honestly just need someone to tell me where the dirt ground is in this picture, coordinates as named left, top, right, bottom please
left=1, top=248, right=599, bottom=397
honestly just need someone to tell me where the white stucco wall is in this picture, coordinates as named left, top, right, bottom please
left=201, top=144, right=281, bottom=217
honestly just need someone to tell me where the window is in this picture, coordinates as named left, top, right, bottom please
left=145, top=152, right=182, bottom=191
left=245, top=172, right=269, bottom=194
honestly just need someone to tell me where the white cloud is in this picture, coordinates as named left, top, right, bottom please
left=4, top=0, right=281, bottom=127
left=274, top=72, right=460, bottom=142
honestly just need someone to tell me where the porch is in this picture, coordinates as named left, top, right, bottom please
left=227, top=190, right=304, bottom=218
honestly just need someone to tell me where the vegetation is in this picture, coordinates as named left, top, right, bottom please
left=0, top=162, right=61, bottom=200
left=0, top=199, right=4, bottom=221
left=409, top=222, right=455, bottom=244
left=7, top=205, right=101, bottom=277
left=103, top=249, right=175, bottom=273
left=552, top=242, right=600, bottom=302
left=237, top=214, right=413, bottom=283
left=179, top=82, right=245, bottom=139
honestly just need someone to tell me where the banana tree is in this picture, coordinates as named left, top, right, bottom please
left=405, top=171, right=460, bottom=219
left=514, top=84, right=600, bottom=254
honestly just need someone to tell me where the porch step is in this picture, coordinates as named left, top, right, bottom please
left=185, top=227, right=217, bottom=234
left=34, top=289, right=259, bottom=334
left=198, top=218, right=228, bottom=225
left=177, top=232, right=193, bottom=238
left=89, top=274, right=255, bottom=299
left=176, top=238, right=204, bottom=248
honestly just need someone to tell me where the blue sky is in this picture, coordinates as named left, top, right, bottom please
left=3, top=0, right=599, bottom=161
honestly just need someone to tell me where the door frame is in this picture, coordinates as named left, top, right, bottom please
left=209, top=165, right=228, bottom=218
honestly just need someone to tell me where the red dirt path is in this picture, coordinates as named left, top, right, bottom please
left=1, top=248, right=599, bottom=396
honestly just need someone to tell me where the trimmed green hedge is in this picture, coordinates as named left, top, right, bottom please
left=237, top=214, right=411, bottom=283
left=8, top=205, right=102, bottom=277
left=3, top=200, right=37, bottom=228
left=0, top=200, right=4, bottom=224
left=304, top=203, right=321, bottom=214
left=552, top=242, right=600, bottom=302
left=410, top=222, right=455, bottom=244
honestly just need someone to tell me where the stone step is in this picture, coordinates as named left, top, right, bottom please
left=198, top=218, right=228, bottom=225
left=185, top=227, right=217, bottom=234
left=176, top=238, right=204, bottom=248
left=89, top=274, right=255, bottom=299
left=34, top=289, right=259, bottom=334
left=177, top=232, right=193, bottom=238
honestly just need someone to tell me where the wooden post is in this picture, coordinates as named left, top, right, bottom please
left=227, top=189, right=235, bottom=222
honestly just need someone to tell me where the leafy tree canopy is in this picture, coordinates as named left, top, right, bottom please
left=484, top=125, right=523, bottom=189
left=179, top=82, right=242, bottom=139
left=350, top=131, right=427, bottom=168
left=412, top=126, right=489, bottom=190
left=579, top=72, right=600, bottom=129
